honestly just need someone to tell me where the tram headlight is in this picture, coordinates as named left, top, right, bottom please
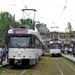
left=18, top=52, right=21, bottom=55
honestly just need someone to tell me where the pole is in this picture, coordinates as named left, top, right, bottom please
left=33, top=10, right=36, bottom=30
left=22, top=9, right=25, bottom=26
left=13, top=14, right=15, bottom=28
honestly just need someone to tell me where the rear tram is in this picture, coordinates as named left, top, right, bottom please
left=49, top=40, right=61, bottom=56
left=49, top=27, right=61, bottom=56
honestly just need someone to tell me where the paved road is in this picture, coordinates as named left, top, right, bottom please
left=0, top=58, right=8, bottom=67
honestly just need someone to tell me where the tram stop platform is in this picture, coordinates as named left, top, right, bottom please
left=62, top=54, right=75, bottom=62
left=0, top=58, right=8, bottom=67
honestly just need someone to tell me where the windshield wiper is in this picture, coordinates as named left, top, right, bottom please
left=15, top=43, right=22, bottom=47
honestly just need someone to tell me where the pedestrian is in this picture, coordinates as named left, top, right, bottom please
left=2, top=46, right=6, bottom=61
left=69, top=47, right=72, bottom=55
left=0, top=46, right=3, bottom=65
left=64, top=47, right=68, bottom=54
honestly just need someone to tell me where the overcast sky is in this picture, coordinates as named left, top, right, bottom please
left=0, top=0, right=75, bottom=32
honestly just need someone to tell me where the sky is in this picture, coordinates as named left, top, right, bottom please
left=0, top=0, right=75, bottom=32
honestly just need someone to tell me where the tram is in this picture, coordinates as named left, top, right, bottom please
left=7, top=27, right=43, bottom=67
left=49, top=40, right=61, bottom=56
left=49, top=27, right=62, bottom=56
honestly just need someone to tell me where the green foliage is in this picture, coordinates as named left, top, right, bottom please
left=14, top=21, right=21, bottom=28
left=19, top=18, right=33, bottom=29
left=67, top=22, right=73, bottom=34
left=0, top=12, right=13, bottom=45
left=0, top=11, right=21, bottom=45
left=65, top=22, right=73, bottom=43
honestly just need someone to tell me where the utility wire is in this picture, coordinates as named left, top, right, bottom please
left=54, top=0, right=68, bottom=24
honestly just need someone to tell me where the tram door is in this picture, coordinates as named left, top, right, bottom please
left=73, top=42, right=75, bottom=57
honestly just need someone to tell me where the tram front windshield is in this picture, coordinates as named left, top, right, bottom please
left=50, top=44, right=61, bottom=49
left=8, top=36, right=31, bottom=48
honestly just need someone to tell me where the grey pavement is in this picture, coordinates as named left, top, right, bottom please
left=62, top=54, right=75, bottom=62
left=0, top=58, right=8, bottom=67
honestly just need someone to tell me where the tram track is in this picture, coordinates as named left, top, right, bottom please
left=19, top=69, right=27, bottom=75
left=61, top=58, right=75, bottom=72
left=1, top=67, right=27, bottom=75
left=1, top=69, right=12, bottom=75
left=53, top=57, right=75, bottom=75
left=53, top=58, right=64, bottom=75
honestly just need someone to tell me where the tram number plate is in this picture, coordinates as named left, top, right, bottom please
left=15, top=58, right=21, bottom=60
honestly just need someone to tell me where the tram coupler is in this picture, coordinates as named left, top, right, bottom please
left=14, top=60, right=22, bottom=65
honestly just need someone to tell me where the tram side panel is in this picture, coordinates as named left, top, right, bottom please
left=38, top=42, right=43, bottom=59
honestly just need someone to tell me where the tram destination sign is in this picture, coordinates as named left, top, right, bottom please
left=13, top=29, right=28, bottom=34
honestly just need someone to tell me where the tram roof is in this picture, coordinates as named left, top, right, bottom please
left=8, top=28, right=42, bottom=40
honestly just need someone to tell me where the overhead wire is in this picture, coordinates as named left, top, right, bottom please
left=0, top=3, right=23, bottom=7
left=24, top=11, right=33, bottom=18
left=21, top=0, right=27, bottom=9
left=54, top=0, right=68, bottom=25
left=21, top=0, right=33, bottom=19
left=0, top=1, right=33, bottom=19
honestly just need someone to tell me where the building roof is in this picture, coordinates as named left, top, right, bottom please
left=36, top=23, right=50, bottom=34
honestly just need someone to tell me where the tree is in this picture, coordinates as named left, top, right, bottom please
left=0, top=12, right=16, bottom=45
left=65, top=22, right=73, bottom=44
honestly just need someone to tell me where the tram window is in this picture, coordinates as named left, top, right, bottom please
left=50, top=44, right=53, bottom=49
left=32, top=36, right=35, bottom=48
left=9, top=36, right=30, bottom=48
left=35, top=38, right=39, bottom=48
left=50, top=44, right=61, bottom=49
left=53, top=45, right=58, bottom=49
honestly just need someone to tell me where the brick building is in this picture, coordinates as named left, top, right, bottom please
left=36, top=24, right=75, bottom=47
